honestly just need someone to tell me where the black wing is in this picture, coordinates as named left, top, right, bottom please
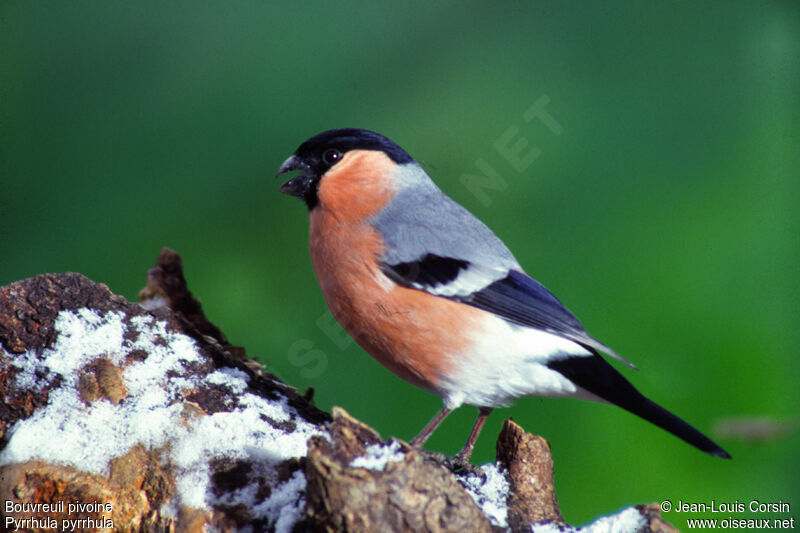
left=381, top=255, right=635, bottom=367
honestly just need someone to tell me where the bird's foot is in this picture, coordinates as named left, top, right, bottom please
left=415, top=449, right=484, bottom=477
left=446, top=454, right=485, bottom=478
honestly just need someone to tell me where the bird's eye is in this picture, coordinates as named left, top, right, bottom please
left=322, top=149, right=343, bottom=165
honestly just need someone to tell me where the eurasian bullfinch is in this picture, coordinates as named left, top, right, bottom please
left=277, top=128, right=730, bottom=463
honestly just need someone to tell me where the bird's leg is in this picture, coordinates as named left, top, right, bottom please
left=453, top=406, right=494, bottom=465
left=411, top=406, right=453, bottom=447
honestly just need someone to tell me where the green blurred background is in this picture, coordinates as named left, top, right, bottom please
left=2, top=1, right=798, bottom=527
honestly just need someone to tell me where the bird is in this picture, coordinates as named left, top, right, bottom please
left=276, top=127, right=731, bottom=463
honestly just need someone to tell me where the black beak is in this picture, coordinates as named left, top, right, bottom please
left=276, top=155, right=314, bottom=198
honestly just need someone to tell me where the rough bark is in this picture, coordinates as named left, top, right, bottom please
left=304, top=407, right=494, bottom=533
left=496, top=419, right=563, bottom=529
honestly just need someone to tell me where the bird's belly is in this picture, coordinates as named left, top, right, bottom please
left=439, top=314, right=596, bottom=408
left=308, top=216, right=485, bottom=396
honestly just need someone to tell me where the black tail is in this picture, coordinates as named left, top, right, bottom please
left=548, top=354, right=731, bottom=458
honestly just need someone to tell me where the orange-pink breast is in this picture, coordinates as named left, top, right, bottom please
left=307, top=151, right=485, bottom=395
